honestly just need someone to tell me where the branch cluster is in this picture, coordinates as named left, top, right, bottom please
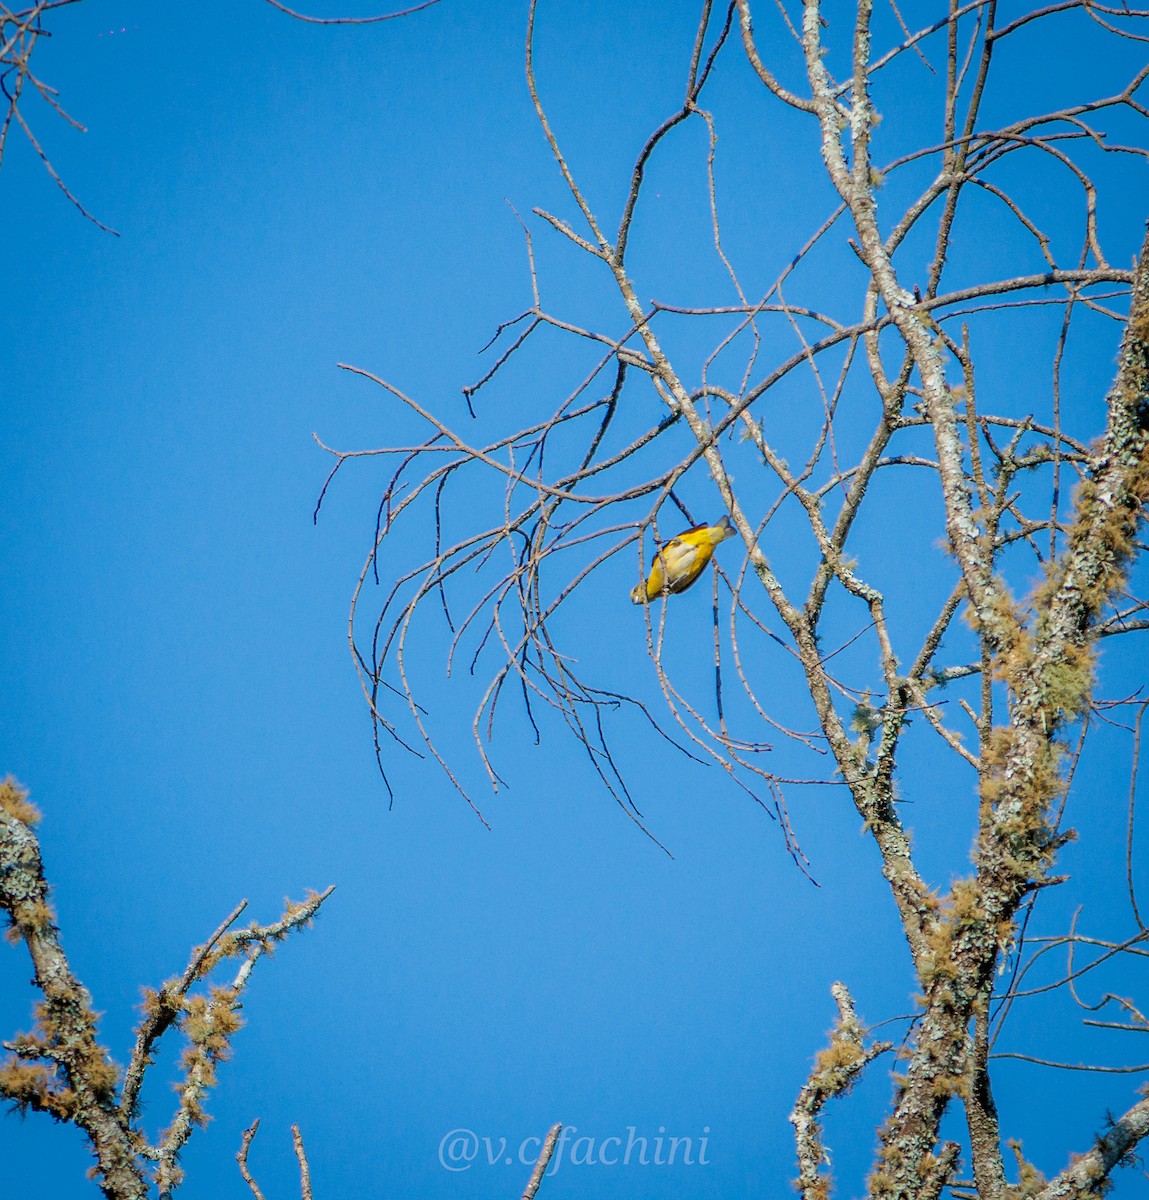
left=0, top=777, right=332, bottom=1200
left=322, top=1, right=1149, bottom=1196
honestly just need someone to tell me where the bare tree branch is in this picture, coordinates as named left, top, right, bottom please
left=0, top=777, right=332, bottom=1200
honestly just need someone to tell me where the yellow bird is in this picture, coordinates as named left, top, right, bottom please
left=630, top=516, right=737, bottom=603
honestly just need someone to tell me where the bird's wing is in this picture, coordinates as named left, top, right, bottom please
left=659, top=535, right=696, bottom=563
left=660, top=537, right=707, bottom=592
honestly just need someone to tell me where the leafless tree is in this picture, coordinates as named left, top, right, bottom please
left=0, top=778, right=333, bottom=1200
left=0, top=4, right=436, bottom=1200
left=320, top=2, right=1149, bottom=1197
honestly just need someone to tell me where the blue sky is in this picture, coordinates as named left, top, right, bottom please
left=2, top=2, right=1148, bottom=1197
